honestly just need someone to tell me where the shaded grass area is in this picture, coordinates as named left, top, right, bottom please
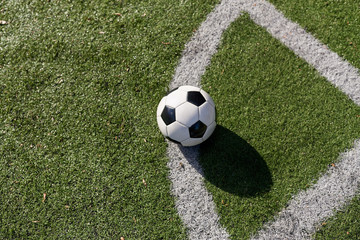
left=200, top=14, right=360, bottom=239
left=201, top=125, right=273, bottom=197
left=0, top=0, right=218, bottom=238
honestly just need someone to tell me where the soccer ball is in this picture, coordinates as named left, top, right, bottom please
left=156, top=85, right=216, bottom=147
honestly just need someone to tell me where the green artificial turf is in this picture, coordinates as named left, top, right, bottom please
left=2, top=0, right=360, bottom=239
left=0, top=0, right=218, bottom=238
left=315, top=195, right=360, bottom=240
left=268, top=0, right=360, bottom=73
left=264, top=1, right=360, bottom=238
left=199, top=14, right=360, bottom=239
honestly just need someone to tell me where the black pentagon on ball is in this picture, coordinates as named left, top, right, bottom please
left=161, top=106, right=176, bottom=125
left=189, top=121, right=207, bottom=138
left=187, top=91, right=206, bottom=106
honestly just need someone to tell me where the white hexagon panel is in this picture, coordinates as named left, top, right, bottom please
left=199, top=102, right=216, bottom=126
left=175, top=102, right=199, bottom=127
left=157, top=116, right=167, bottom=136
left=165, top=88, right=188, bottom=108
left=167, top=122, right=190, bottom=143
left=156, top=97, right=166, bottom=117
left=181, top=137, right=204, bottom=147
left=202, top=121, right=216, bottom=141
left=200, top=89, right=215, bottom=107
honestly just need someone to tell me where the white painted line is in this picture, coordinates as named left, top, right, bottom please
left=167, top=144, right=230, bottom=240
left=251, top=140, right=360, bottom=240
left=243, top=0, right=360, bottom=106
left=170, top=0, right=243, bottom=90
left=168, top=1, right=243, bottom=238
left=168, top=0, right=360, bottom=239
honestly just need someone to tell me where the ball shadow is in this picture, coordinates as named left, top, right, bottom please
left=181, top=125, right=273, bottom=196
